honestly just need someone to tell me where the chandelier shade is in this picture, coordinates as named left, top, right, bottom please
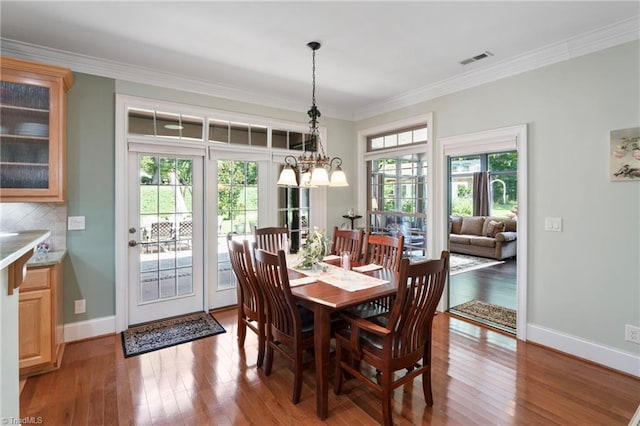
left=277, top=41, right=348, bottom=188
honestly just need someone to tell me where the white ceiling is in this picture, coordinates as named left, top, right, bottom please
left=1, top=1, right=638, bottom=120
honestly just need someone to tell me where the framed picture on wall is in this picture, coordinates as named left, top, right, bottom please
left=610, top=127, right=640, bottom=181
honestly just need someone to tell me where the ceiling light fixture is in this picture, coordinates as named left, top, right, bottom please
left=277, top=41, right=348, bottom=188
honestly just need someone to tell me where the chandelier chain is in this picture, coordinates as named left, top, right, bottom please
left=276, top=41, right=348, bottom=187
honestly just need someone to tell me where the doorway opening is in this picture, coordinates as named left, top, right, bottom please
left=447, top=152, right=518, bottom=333
left=437, top=124, right=527, bottom=339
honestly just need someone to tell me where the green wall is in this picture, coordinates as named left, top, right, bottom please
left=63, top=41, right=639, bottom=357
left=357, top=40, right=640, bottom=353
left=64, top=73, right=116, bottom=322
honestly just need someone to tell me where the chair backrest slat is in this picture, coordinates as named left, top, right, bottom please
left=386, top=251, right=449, bottom=358
left=364, top=234, right=404, bottom=272
left=227, top=235, right=262, bottom=314
left=253, top=248, right=298, bottom=338
left=254, top=226, right=289, bottom=253
left=331, top=226, right=365, bottom=262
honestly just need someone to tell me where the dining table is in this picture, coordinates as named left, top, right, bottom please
left=287, top=256, right=400, bottom=420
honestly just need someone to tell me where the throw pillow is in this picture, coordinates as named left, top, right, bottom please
left=486, top=220, right=505, bottom=237
left=460, top=216, right=485, bottom=236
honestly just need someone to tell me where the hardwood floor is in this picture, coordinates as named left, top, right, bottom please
left=20, top=307, right=640, bottom=425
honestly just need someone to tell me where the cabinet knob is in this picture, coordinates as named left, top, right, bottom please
left=128, top=240, right=138, bottom=247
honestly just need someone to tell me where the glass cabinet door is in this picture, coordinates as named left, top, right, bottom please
left=0, top=80, right=52, bottom=189
left=0, top=57, right=73, bottom=202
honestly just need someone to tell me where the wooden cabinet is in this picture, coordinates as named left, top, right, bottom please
left=18, top=263, right=64, bottom=377
left=0, top=57, right=74, bottom=202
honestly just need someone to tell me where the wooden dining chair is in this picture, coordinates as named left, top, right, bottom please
left=330, top=226, right=365, bottom=262
left=252, top=247, right=315, bottom=404
left=364, top=233, right=404, bottom=272
left=227, top=235, right=266, bottom=368
left=349, top=233, right=406, bottom=318
left=334, top=251, right=449, bottom=426
left=254, top=226, right=289, bottom=253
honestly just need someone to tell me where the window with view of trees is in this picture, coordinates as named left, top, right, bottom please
left=450, top=151, right=517, bottom=217
left=366, top=125, right=428, bottom=260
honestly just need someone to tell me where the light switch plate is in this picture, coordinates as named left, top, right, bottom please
left=544, top=217, right=562, bottom=232
left=68, top=216, right=85, bottom=230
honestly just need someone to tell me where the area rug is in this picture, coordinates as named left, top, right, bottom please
left=451, top=300, right=516, bottom=330
left=121, top=312, right=226, bottom=358
left=449, top=253, right=504, bottom=276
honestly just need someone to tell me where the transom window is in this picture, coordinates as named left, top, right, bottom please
left=128, top=108, right=203, bottom=141
left=368, top=125, right=427, bottom=152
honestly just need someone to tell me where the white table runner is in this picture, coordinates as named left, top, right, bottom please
left=289, top=261, right=388, bottom=292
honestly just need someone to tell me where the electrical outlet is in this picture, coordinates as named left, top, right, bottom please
left=74, top=299, right=86, bottom=314
left=625, top=324, right=640, bottom=344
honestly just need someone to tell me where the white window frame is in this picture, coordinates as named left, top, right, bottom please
left=115, top=95, right=329, bottom=330
left=357, top=113, right=435, bottom=257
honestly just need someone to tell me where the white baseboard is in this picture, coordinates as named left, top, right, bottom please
left=527, top=323, right=640, bottom=377
left=64, top=316, right=116, bottom=342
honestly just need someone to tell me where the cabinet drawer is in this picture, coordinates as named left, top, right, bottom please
left=22, top=268, right=50, bottom=291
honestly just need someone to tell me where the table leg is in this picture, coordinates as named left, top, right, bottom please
left=313, top=305, right=331, bottom=419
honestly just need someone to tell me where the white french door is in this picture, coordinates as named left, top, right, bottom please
left=207, top=151, right=272, bottom=309
left=127, top=152, right=204, bottom=325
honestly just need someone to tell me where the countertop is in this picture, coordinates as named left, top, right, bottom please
left=0, top=230, right=51, bottom=270
left=27, top=250, right=66, bottom=267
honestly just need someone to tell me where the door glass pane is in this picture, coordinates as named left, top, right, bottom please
left=139, top=155, right=194, bottom=304
left=368, top=153, right=427, bottom=260
left=217, top=160, right=258, bottom=290
left=488, top=151, right=518, bottom=217
left=277, top=172, right=310, bottom=253
left=451, top=175, right=473, bottom=216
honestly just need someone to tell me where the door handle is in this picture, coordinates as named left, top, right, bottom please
left=128, top=240, right=138, bottom=247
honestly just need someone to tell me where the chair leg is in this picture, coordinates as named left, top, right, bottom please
left=256, top=322, right=265, bottom=368
left=334, top=340, right=344, bottom=395
left=422, top=367, right=433, bottom=406
left=264, top=343, right=274, bottom=376
left=380, top=372, right=393, bottom=426
left=237, top=311, right=246, bottom=347
left=292, top=348, right=303, bottom=404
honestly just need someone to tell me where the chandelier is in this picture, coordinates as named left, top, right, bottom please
left=277, top=41, right=348, bottom=188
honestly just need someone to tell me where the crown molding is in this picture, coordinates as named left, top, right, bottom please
left=352, top=16, right=640, bottom=121
left=0, top=38, right=354, bottom=120
left=2, top=15, right=638, bottom=122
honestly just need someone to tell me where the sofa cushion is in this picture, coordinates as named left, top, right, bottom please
left=450, top=215, right=463, bottom=234
left=467, top=235, right=497, bottom=248
left=450, top=234, right=470, bottom=245
left=459, top=216, right=485, bottom=236
left=484, top=219, right=505, bottom=237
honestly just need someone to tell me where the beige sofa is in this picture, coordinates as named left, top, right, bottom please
left=449, top=215, right=517, bottom=260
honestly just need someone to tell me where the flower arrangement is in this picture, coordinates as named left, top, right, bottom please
left=297, top=227, right=327, bottom=269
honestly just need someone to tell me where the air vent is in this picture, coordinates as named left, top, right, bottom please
left=459, top=51, right=494, bottom=66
